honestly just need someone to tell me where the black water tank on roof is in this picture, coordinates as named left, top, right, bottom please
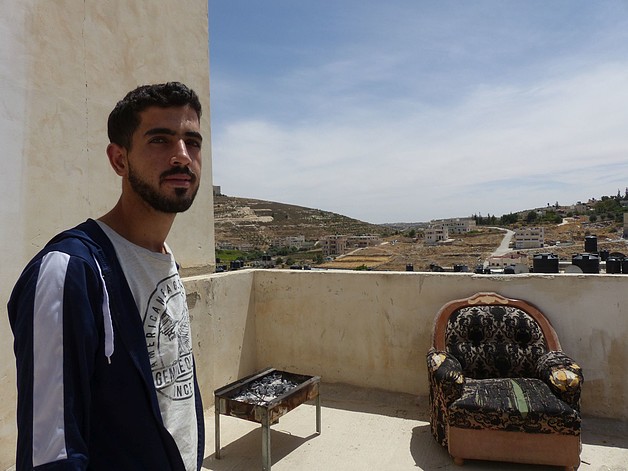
left=572, top=253, right=600, bottom=274
left=533, top=253, right=559, bottom=273
left=606, top=256, right=623, bottom=274
left=230, top=260, right=244, bottom=270
left=584, top=235, right=598, bottom=253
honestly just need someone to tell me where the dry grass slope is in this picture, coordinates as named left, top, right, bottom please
left=214, top=194, right=389, bottom=248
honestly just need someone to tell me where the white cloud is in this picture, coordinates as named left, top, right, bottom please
left=211, top=3, right=628, bottom=223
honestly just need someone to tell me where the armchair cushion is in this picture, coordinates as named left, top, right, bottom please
left=448, top=377, right=581, bottom=436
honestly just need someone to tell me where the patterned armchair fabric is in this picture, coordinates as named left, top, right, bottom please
left=426, top=293, right=583, bottom=469
left=536, top=350, right=583, bottom=411
left=445, top=304, right=547, bottom=378
left=427, top=349, right=465, bottom=447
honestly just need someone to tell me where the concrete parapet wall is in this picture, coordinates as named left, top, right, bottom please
left=189, top=270, right=628, bottom=421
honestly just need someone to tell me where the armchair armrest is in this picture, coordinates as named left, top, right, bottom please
left=426, top=348, right=465, bottom=447
left=427, top=348, right=466, bottom=400
left=536, top=350, right=584, bottom=411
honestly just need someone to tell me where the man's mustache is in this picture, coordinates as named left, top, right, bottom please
left=160, top=167, right=197, bottom=182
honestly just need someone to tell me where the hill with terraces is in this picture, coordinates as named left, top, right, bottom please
left=214, top=194, right=390, bottom=248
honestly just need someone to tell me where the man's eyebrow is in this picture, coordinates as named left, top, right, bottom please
left=145, top=127, right=175, bottom=137
left=144, top=128, right=203, bottom=141
left=186, top=131, right=203, bottom=142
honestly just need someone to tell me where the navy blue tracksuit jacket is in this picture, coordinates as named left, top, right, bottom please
left=8, top=219, right=205, bottom=470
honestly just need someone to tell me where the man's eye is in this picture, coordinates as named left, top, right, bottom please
left=187, top=140, right=202, bottom=148
left=149, top=137, right=168, bottom=144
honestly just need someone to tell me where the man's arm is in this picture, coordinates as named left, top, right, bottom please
left=9, top=250, right=102, bottom=470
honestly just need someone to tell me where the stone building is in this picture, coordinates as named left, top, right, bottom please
left=514, top=227, right=545, bottom=249
left=424, top=225, right=449, bottom=245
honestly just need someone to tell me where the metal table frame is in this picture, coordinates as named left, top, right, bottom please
left=214, top=368, right=321, bottom=471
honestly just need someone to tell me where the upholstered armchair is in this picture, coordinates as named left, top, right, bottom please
left=426, top=292, right=583, bottom=470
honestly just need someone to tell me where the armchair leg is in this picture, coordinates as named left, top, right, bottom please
left=452, top=456, right=464, bottom=466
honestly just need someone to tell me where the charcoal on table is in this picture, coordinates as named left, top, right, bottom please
left=232, top=373, right=300, bottom=405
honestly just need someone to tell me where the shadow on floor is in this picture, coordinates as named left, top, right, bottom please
left=319, top=383, right=430, bottom=421
left=582, top=415, right=628, bottom=449
left=203, top=428, right=318, bottom=471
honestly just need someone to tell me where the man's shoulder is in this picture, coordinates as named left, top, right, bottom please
left=24, top=219, right=115, bottom=271
left=9, top=220, right=111, bottom=313
left=44, top=219, right=104, bottom=256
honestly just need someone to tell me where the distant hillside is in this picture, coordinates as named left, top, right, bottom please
left=214, top=194, right=390, bottom=248
left=213, top=193, right=627, bottom=271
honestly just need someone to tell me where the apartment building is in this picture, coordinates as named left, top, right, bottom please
left=431, top=217, right=477, bottom=234
left=424, top=225, right=449, bottom=245
left=273, top=235, right=307, bottom=249
left=514, top=227, right=545, bottom=249
left=346, top=235, right=381, bottom=249
left=320, top=235, right=347, bottom=257
left=488, top=251, right=529, bottom=268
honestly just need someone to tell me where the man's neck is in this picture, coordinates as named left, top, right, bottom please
left=98, top=199, right=176, bottom=253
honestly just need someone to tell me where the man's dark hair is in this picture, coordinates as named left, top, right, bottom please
left=107, top=82, right=202, bottom=149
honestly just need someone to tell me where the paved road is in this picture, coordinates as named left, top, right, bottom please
left=492, top=228, right=515, bottom=257
left=482, top=228, right=515, bottom=268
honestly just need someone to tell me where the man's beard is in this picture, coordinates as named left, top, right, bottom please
left=128, top=164, right=199, bottom=213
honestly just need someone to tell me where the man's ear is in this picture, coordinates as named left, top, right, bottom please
left=106, top=143, right=128, bottom=176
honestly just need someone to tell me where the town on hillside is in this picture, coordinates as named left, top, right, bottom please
left=213, top=186, right=628, bottom=274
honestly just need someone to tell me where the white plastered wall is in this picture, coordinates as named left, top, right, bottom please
left=0, top=2, right=213, bottom=467
left=190, top=270, right=628, bottom=423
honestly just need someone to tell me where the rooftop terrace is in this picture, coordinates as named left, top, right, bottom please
left=186, top=268, right=628, bottom=470
left=201, top=383, right=628, bottom=470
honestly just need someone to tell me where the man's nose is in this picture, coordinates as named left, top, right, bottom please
left=170, top=139, right=192, bottom=166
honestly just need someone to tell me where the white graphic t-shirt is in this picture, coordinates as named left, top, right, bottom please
left=97, top=222, right=198, bottom=471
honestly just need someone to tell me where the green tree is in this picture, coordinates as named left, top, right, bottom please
left=594, top=197, right=621, bottom=215
left=500, top=213, right=518, bottom=225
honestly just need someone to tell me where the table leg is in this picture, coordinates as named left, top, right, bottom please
left=316, top=394, right=321, bottom=434
left=215, top=400, right=221, bottom=459
left=261, top=410, right=271, bottom=471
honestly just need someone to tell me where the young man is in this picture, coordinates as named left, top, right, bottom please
left=8, top=82, right=205, bottom=470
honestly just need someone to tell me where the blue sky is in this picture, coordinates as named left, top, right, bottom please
left=209, top=1, right=628, bottom=224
